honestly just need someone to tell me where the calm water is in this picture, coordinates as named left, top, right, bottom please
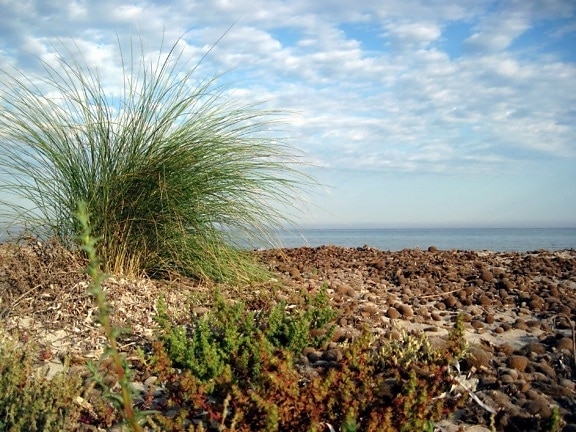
left=3, top=226, right=575, bottom=253
left=257, top=228, right=576, bottom=252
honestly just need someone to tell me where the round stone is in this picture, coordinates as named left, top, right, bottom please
left=523, top=399, right=552, bottom=418
left=556, top=337, right=573, bottom=351
left=444, top=295, right=458, bottom=308
left=321, top=348, right=343, bottom=362
left=471, top=320, right=484, bottom=329
left=508, top=355, right=529, bottom=372
left=431, top=312, right=442, bottom=321
left=467, top=346, right=491, bottom=369
left=387, top=307, right=401, bottom=319
left=397, top=304, right=413, bottom=318
left=480, top=269, right=494, bottom=282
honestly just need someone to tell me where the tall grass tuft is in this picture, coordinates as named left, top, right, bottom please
left=0, top=36, right=310, bottom=280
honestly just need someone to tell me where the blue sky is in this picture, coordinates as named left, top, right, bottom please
left=0, top=0, right=575, bottom=228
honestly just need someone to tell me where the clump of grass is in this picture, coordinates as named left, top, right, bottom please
left=0, top=35, right=310, bottom=281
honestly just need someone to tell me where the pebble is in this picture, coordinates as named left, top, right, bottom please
left=480, top=270, right=494, bottom=282
left=471, top=320, right=484, bottom=329
left=321, top=348, right=343, bottom=362
left=508, top=356, right=529, bottom=371
left=521, top=342, right=547, bottom=355
left=467, top=346, right=491, bottom=369
left=397, top=304, right=413, bottom=318
left=556, top=337, right=573, bottom=351
left=431, top=312, right=442, bottom=321
left=386, top=307, right=401, bottom=319
left=523, top=399, right=552, bottom=417
left=513, top=319, right=528, bottom=330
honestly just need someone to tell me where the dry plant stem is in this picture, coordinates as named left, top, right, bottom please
left=0, top=283, right=42, bottom=318
left=419, top=286, right=464, bottom=299
left=76, top=202, right=142, bottom=432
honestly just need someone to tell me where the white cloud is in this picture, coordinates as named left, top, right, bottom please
left=0, top=0, right=574, bottom=226
left=464, top=16, right=531, bottom=52
left=384, top=21, right=442, bottom=49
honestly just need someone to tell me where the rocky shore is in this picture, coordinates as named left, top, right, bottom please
left=256, top=246, right=576, bottom=431
left=1, top=242, right=575, bottom=430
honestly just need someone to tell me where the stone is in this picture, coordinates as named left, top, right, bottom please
left=444, top=295, right=458, bottom=308
left=513, top=319, right=528, bottom=330
left=480, top=269, right=494, bottom=282
left=478, top=295, right=492, bottom=307
left=331, top=327, right=346, bottom=342
left=387, top=307, right=401, bottom=319
left=397, top=303, right=413, bottom=318
left=523, top=398, right=552, bottom=418
left=321, top=348, right=343, bottom=362
left=556, top=337, right=573, bottom=351
left=467, top=346, right=491, bottom=369
left=361, top=303, right=378, bottom=316
left=508, top=355, right=529, bottom=372
left=471, top=320, right=484, bottom=329
left=521, top=342, right=546, bottom=355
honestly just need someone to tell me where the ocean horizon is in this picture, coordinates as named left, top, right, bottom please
left=255, top=227, right=576, bottom=252
left=2, top=226, right=575, bottom=253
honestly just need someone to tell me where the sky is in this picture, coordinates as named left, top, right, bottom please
left=0, top=0, right=575, bottom=228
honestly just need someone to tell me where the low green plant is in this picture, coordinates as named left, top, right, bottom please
left=0, top=34, right=311, bottom=282
left=0, top=329, right=82, bottom=431
left=154, top=286, right=336, bottom=384
left=149, top=294, right=468, bottom=431
left=547, top=405, right=563, bottom=432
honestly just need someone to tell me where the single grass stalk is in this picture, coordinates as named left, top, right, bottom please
left=74, top=201, right=142, bottom=432
left=0, top=34, right=312, bottom=281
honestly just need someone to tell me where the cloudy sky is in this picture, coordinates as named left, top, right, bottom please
left=1, top=0, right=575, bottom=228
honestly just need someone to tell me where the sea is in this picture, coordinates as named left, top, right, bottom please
left=2, top=226, right=575, bottom=253
left=253, top=228, right=576, bottom=253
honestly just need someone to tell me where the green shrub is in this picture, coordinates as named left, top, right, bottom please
left=0, top=330, right=82, bottom=431
left=0, top=35, right=310, bottom=281
left=149, top=320, right=468, bottom=431
left=149, top=292, right=467, bottom=431
left=154, top=287, right=336, bottom=384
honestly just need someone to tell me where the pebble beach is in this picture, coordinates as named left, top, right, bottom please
left=257, top=245, right=576, bottom=430
left=1, top=242, right=575, bottom=430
